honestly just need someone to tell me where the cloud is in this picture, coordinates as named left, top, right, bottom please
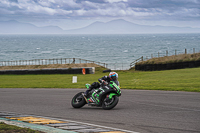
left=0, top=0, right=199, bottom=22
left=104, top=0, right=128, bottom=3
left=126, top=0, right=200, bottom=20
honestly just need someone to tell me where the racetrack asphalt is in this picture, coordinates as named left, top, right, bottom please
left=0, top=88, right=200, bottom=133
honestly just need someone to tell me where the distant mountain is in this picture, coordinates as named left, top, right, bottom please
left=65, top=19, right=200, bottom=34
left=0, top=20, right=64, bottom=34
left=0, top=19, right=199, bottom=34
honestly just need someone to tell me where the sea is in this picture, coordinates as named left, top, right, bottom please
left=0, top=33, right=200, bottom=69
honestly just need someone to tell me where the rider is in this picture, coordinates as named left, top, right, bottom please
left=84, top=72, right=119, bottom=97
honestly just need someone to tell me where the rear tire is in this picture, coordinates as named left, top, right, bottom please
left=102, top=95, right=119, bottom=110
left=71, top=92, right=86, bottom=108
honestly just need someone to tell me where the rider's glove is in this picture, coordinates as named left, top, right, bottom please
left=102, top=80, right=108, bottom=85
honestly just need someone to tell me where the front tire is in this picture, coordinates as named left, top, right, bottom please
left=102, top=95, right=119, bottom=110
left=71, top=92, right=86, bottom=108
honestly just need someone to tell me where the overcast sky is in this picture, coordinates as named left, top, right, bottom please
left=0, top=0, right=200, bottom=30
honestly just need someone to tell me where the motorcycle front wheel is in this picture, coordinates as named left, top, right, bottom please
left=71, top=92, right=86, bottom=108
left=102, top=95, right=119, bottom=110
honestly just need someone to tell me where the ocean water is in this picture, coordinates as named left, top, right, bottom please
left=0, top=34, right=200, bottom=69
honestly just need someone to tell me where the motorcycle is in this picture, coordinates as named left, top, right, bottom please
left=71, top=81, right=121, bottom=110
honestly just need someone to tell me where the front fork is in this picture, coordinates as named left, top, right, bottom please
left=82, top=93, right=88, bottom=103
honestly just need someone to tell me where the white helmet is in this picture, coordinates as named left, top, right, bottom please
left=109, top=72, right=118, bottom=81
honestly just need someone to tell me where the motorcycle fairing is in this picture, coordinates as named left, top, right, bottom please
left=85, top=83, right=90, bottom=89
left=85, top=81, right=121, bottom=106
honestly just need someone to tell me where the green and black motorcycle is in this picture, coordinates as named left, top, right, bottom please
left=71, top=81, right=121, bottom=110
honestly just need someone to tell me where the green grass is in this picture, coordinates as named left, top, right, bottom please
left=120, top=68, right=200, bottom=92
left=0, top=122, right=43, bottom=133
left=0, top=67, right=200, bottom=92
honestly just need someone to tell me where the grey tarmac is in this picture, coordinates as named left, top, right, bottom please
left=0, top=88, right=200, bottom=133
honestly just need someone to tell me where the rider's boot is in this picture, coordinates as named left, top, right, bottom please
left=84, top=89, right=90, bottom=97
left=84, top=85, right=93, bottom=97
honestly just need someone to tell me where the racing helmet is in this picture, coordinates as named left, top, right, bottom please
left=109, top=72, right=118, bottom=81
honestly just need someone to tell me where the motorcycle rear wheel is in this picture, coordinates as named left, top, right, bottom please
left=71, top=92, right=86, bottom=108
left=102, top=95, right=119, bottom=110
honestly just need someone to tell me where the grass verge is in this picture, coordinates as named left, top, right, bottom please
left=137, top=53, right=200, bottom=65
left=0, top=122, right=44, bottom=133
left=0, top=67, right=200, bottom=92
